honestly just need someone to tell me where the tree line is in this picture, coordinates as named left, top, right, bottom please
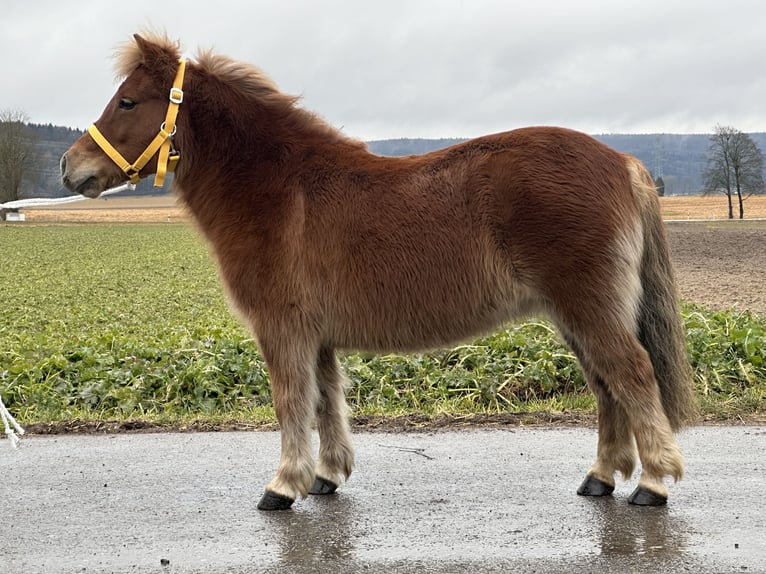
left=2, top=108, right=765, bottom=218
left=703, top=125, right=765, bottom=219
left=0, top=110, right=39, bottom=206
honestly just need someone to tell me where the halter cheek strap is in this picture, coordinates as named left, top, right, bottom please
left=88, top=59, right=186, bottom=187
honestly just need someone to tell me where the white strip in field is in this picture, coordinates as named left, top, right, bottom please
left=0, top=183, right=136, bottom=210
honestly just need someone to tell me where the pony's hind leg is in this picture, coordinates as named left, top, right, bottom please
left=607, top=338, right=682, bottom=505
left=560, top=333, right=636, bottom=497
left=310, top=347, right=354, bottom=495
left=256, top=337, right=319, bottom=511
left=573, top=325, right=682, bottom=505
left=577, top=373, right=637, bottom=497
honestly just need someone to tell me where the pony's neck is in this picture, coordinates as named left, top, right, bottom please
left=174, top=65, right=364, bottom=191
left=170, top=64, right=365, bottom=236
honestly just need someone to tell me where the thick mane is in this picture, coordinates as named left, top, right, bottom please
left=195, top=48, right=295, bottom=109
left=194, top=49, right=365, bottom=149
left=114, top=32, right=365, bottom=149
left=114, top=31, right=181, bottom=79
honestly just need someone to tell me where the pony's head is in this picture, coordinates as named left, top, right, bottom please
left=61, top=33, right=183, bottom=197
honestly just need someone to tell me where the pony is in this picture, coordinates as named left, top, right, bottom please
left=61, top=32, right=696, bottom=510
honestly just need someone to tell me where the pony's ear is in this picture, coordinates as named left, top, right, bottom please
left=129, top=32, right=180, bottom=78
left=115, top=32, right=178, bottom=79
left=133, top=33, right=171, bottom=61
left=133, top=33, right=149, bottom=51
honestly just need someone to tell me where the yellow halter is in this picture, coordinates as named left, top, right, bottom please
left=88, top=59, right=186, bottom=187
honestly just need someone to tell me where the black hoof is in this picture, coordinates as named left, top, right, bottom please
left=309, top=476, right=338, bottom=495
left=257, top=490, right=295, bottom=511
left=577, top=475, right=615, bottom=497
left=628, top=486, right=668, bottom=506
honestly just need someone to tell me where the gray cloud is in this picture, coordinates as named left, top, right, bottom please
left=2, top=0, right=764, bottom=139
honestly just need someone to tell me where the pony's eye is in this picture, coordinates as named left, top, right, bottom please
left=118, top=98, right=137, bottom=111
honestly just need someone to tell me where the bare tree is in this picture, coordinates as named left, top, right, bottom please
left=703, top=125, right=765, bottom=219
left=0, top=109, right=38, bottom=205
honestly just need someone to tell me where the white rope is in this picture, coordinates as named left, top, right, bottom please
left=0, top=394, right=24, bottom=449
left=0, top=182, right=136, bottom=210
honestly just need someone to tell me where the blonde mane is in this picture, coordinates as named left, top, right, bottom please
left=195, top=48, right=293, bottom=106
left=114, top=30, right=181, bottom=79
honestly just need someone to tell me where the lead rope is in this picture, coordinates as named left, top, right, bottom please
left=0, top=395, right=24, bottom=449
left=0, top=182, right=136, bottom=210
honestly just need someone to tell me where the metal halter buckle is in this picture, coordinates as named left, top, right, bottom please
left=169, top=87, right=184, bottom=104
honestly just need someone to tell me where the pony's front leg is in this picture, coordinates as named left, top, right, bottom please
left=256, top=340, right=319, bottom=511
left=310, top=347, right=354, bottom=495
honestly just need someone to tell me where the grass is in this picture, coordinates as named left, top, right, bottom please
left=1, top=223, right=764, bottom=427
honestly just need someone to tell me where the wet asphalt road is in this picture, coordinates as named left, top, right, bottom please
left=1, top=426, right=765, bottom=574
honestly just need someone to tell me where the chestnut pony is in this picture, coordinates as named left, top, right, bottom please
left=62, top=33, right=696, bottom=510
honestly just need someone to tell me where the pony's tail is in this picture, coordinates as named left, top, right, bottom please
left=627, top=158, right=698, bottom=431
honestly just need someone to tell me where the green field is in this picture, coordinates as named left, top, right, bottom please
left=1, top=224, right=764, bottom=427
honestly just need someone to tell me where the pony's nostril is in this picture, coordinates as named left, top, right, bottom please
left=60, top=153, right=67, bottom=174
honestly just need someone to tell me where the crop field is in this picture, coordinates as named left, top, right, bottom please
left=18, top=193, right=766, bottom=223
left=22, top=195, right=188, bottom=224
left=659, top=194, right=766, bottom=220
left=1, top=210, right=765, bottom=430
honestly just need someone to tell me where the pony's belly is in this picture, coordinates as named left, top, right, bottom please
left=328, top=293, right=526, bottom=353
left=323, top=259, right=540, bottom=353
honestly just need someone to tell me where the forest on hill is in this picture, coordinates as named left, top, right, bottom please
left=369, top=133, right=766, bottom=196
left=16, top=123, right=766, bottom=198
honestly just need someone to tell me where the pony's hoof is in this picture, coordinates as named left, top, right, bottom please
left=257, top=490, right=295, bottom=511
left=309, top=476, right=338, bottom=495
left=628, top=486, right=668, bottom=506
left=577, top=475, right=615, bottom=497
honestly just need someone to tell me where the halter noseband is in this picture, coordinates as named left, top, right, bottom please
left=88, top=59, right=186, bottom=187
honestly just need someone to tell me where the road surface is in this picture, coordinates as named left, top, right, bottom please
left=1, top=426, right=764, bottom=573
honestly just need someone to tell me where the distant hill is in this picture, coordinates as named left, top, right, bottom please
left=369, top=133, right=766, bottom=196
left=20, top=124, right=766, bottom=198
left=27, top=123, right=84, bottom=197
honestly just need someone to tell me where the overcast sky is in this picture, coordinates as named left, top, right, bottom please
left=2, top=0, right=765, bottom=140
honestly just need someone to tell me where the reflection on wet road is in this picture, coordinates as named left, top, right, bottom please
left=1, top=427, right=764, bottom=573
